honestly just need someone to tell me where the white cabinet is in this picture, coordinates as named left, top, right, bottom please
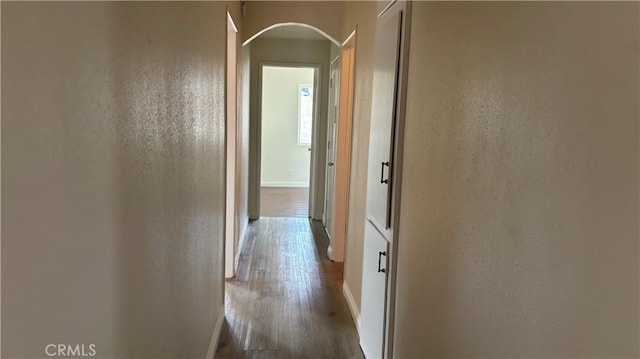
left=359, top=3, right=406, bottom=359
left=359, top=221, right=390, bottom=358
left=365, top=9, right=402, bottom=236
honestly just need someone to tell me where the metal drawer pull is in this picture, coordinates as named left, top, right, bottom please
left=380, top=161, right=390, bottom=184
left=378, top=251, right=387, bottom=273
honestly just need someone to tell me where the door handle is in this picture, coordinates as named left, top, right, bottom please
left=380, top=161, right=390, bottom=184
left=328, top=162, right=334, bottom=167
left=377, top=251, right=387, bottom=273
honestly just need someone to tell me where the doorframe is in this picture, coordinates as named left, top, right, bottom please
left=224, top=11, right=239, bottom=279
left=328, top=30, right=356, bottom=263
left=322, top=54, right=341, bottom=240
left=255, top=61, right=322, bottom=218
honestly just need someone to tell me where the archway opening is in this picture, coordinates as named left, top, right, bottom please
left=243, top=22, right=341, bottom=47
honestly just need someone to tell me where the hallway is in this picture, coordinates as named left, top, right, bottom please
left=216, top=217, right=363, bottom=359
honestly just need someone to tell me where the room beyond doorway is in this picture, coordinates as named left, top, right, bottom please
left=260, top=187, right=309, bottom=217
left=260, top=65, right=316, bottom=218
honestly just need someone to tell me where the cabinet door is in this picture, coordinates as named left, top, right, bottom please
left=360, top=220, right=390, bottom=359
left=366, top=9, right=402, bottom=235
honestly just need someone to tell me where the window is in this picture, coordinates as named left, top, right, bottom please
left=298, top=84, right=314, bottom=146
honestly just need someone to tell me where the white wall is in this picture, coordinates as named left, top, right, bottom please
left=261, top=66, right=315, bottom=187
left=2, top=2, right=229, bottom=357
left=248, top=37, right=331, bottom=219
left=394, top=2, right=639, bottom=357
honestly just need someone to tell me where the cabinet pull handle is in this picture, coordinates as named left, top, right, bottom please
left=380, top=161, right=390, bottom=184
left=378, top=251, right=387, bottom=273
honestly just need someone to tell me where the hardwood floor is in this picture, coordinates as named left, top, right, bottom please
left=216, top=217, right=363, bottom=359
left=260, top=187, right=309, bottom=218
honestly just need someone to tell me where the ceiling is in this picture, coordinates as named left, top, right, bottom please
left=259, top=25, right=329, bottom=41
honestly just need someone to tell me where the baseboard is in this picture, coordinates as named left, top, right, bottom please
left=205, top=305, right=225, bottom=359
left=260, top=181, right=309, bottom=188
left=342, top=281, right=360, bottom=334
left=234, top=222, right=248, bottom=271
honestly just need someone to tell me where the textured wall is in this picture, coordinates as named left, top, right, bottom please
left=2, top=2, right=227, bottom=357
left=394, top=2, right=639, bottom=357
left=340, top=0, right=378, bottom=317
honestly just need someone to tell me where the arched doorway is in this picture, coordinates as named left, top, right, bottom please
left=244, top=24, right=340, bottom=226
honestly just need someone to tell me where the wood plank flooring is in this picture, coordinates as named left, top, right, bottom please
left=260, top=187, right=309, bottom=218
left=216, top=217, right=363, bottom=359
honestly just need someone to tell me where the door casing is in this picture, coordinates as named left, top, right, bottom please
left=323, top=55, right=341, bottom=244
left=225, top=11, right=239, bottom=279
left=330, top=32, right=357, bottom=262
left=253, top=62, right=322, bottom=219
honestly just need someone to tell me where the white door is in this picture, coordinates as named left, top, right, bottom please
left=360, top=6, right=403, bottom=359
left=359, top=221, right=390, bottom=358
left=324, top=61, right=340, bottom=240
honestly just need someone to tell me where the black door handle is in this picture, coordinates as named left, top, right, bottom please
left=378, top=251, right=387, bottom=273
left=380, top=161, right=389, bottom=184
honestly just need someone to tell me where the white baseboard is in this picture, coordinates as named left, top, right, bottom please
left=261, top=181, right=309, bottom=188
left=234, top=222, right=248, bottom=271
left=205, top=305, right=225, bottom=359
left=342, top=281, right=360, bottom=334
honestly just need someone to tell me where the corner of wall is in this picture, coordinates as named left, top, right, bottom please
left=205, top=305, right=226, bottom=359
left=342, top=281, right=361, bottom=334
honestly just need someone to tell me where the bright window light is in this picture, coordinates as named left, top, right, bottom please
left=298, top=84, right=313, bottom=146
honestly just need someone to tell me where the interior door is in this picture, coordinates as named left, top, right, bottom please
left=324, top=60, right=340, bottom=240
left=360, top=6, right=403, bottom=359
